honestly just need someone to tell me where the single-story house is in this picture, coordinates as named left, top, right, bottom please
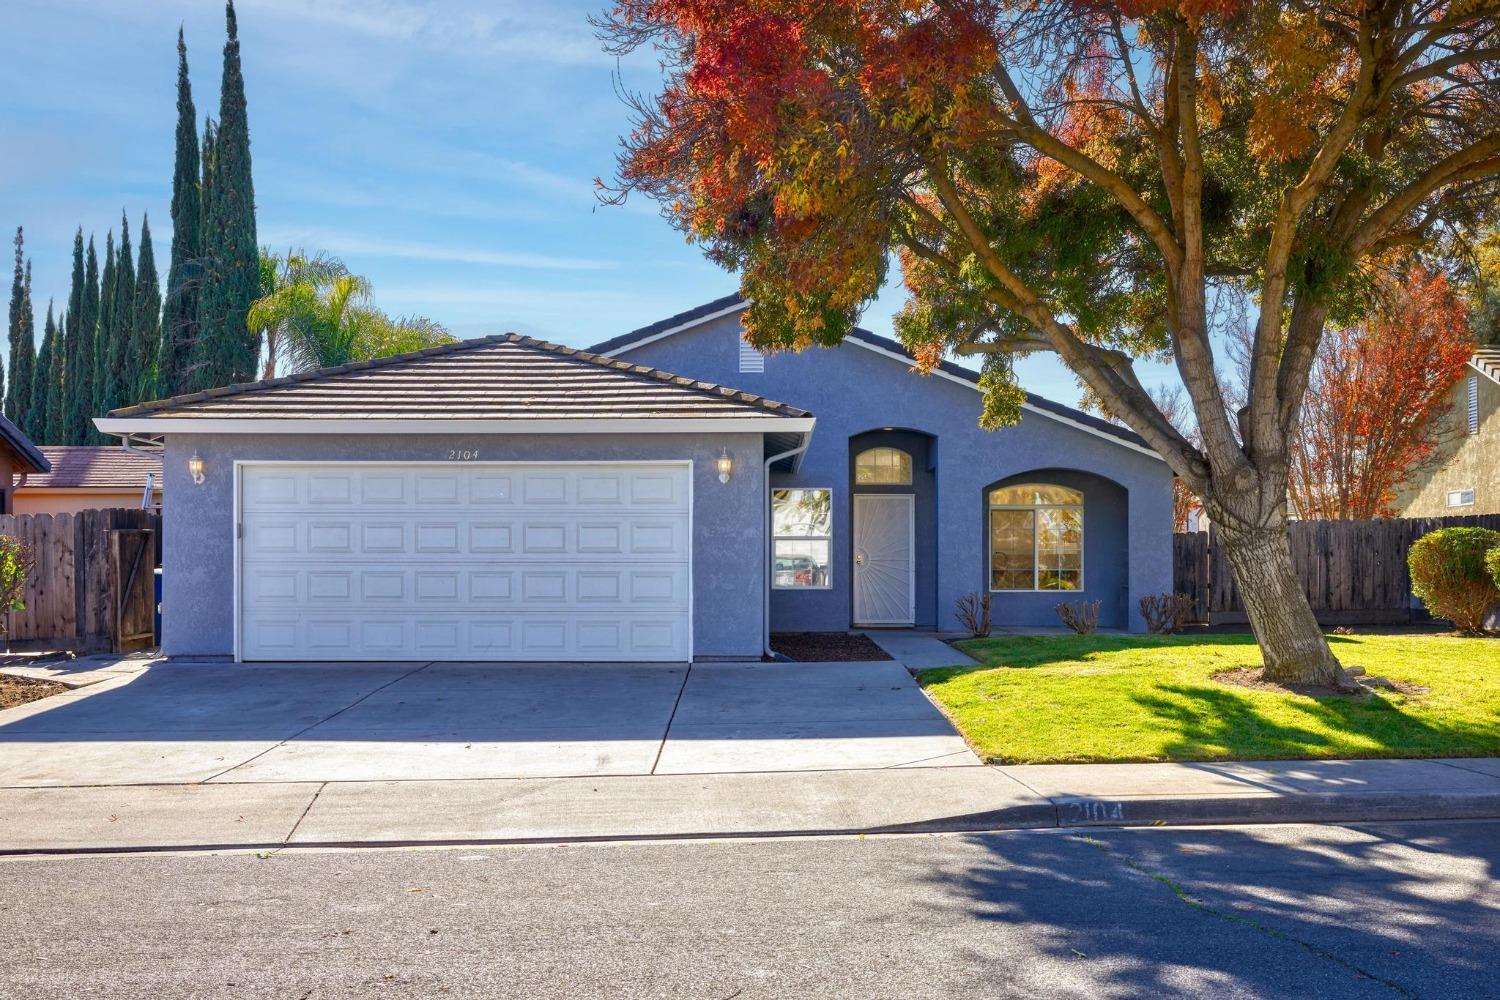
left=12, top=446, right=163, bottom=515
left=0, top=414, right=51, bottom=515
left=96, top=296, right=1171, bottom=663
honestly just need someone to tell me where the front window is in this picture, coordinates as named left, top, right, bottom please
left=772, top=488, right=832, bottom=589
left=989, top=484, right=1083, bottom=591
left=854, top=447, right=912, bottom=486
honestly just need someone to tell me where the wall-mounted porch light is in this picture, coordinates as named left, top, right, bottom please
left=716, top=447, right=734, bottom=485
left=188, top=450, right=206, bottom=486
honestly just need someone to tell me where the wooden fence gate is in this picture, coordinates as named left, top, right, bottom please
left=0, top=508, right=161, bottom=653
left=1174, top=513, right=1500, bottom=625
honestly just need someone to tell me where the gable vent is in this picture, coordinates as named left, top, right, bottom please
left=1469, top=375, right=1480, bottom=434
left=739, top=335, right=765, bottom=374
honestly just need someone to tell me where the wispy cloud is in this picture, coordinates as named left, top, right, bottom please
left=238, top=0, right=610, bottom=66
left=258, top=229, right=618, bottom=271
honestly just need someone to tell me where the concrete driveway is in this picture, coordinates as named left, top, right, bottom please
left=0, top=659, right=978, bottom=787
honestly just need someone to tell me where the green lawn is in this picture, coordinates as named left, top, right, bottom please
left=918, top=633, right=1500, bottom=764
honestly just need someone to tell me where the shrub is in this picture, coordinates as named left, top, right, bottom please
left=1140, top=592, right=1195, bottom=634
left=1056, top=599, right=1101, bottom=635
left=1490, top=547, right=1500, bottom=596
left=0, top=536, right=32, bottom=642
left=1408, top=527, right=1500, bottom=635
left=955, top=591, right=992, bottom=638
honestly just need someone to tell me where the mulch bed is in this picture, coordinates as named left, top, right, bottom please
left=771, top=632, right=894, bottom=662
left=1214, top=667, right=1430, bottom=699
left=0, top=675, right=67, bottom=710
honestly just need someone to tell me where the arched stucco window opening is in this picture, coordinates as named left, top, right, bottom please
left=987, top=483, right=1084, bottom=592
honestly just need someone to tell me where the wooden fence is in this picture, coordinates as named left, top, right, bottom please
left=1174, top=514, right=1500, bottom=625
left=0, top=508, right=161, bottom=652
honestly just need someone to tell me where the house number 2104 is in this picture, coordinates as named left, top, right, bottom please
left=447, top=449, right=480, bottom=461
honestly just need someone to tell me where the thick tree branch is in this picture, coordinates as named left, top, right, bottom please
left=925, top=164, right=1206, bottom=481
left=988, top=62, right=1185, bottom=273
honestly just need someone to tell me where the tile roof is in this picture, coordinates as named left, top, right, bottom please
left=588, top=293, right=746, bottom=356
left=1472, top=349, right=1500, bottom=385
left=587, top=295, right=1150, bottom=451
left=106, top=334, right=809, bottom=422
left=25, top=447, right=161, bottom=490
left=0, top=415, right=50, bottom=474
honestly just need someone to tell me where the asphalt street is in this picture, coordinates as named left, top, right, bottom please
left=2, top=820, right=1496, bottom=999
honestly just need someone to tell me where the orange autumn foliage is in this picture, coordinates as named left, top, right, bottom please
left=1289, top=267, right=1475, bottom=520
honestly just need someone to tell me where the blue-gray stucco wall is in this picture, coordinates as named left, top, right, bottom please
left=160, top=432, right=766, bottom=660
left=618, top=312, right=1174, bottom=632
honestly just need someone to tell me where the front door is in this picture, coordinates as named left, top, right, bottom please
left=852, top=494, right=915, bottom=626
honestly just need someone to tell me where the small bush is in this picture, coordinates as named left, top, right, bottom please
left=0, top=536, right=32, bottom=641
left=1056, top=599, right=1101, bottom=635
left=1140, top=592, right=1195, bottom=634
left=955, top=591, right=992, bottom=638
left=1488, top=547, right=1500, bottom=597
left=1408, top=527, right=1500, bottom=635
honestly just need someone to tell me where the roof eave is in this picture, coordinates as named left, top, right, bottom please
left=94, top=415, right=818, bottom=439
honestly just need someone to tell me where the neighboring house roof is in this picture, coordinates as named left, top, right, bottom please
left=1471, top=349, right=1500, bottom=386
left=98, top=334, right=811, bottom=431
left=24, top=446, right=162, bottom=490
left=590, top=295, right=1155, bottom=455
left=0, top=414, right=50, bottom=475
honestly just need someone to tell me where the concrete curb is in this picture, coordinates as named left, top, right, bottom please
left=1051, top=791, right=1500, bottom=828
left=4, top=786, right=1500, bottom=857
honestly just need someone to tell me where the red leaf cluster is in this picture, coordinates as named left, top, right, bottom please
left=1290, top=266, right=1475, bottom=520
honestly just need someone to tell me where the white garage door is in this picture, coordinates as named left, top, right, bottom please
left=237, top=462, right=692, bottom=662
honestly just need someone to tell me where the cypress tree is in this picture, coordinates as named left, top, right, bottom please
left=159, top=26, right=202, bottom=399
left=73, top=236, right=100, bottom=444
left=94, top=231, right=116, bottom=443
left=65, top=229, right=85, bottom=441
left=46, top=306, right=66, bottom=444
left=194, top=0, right=258, bottom=391
left=6, top=228, right=34, bottom=428
left=131, top=215, right=162, bottom=403
left=101, top=213, right=136, bottom=420
left=34, top=302, right=56, bottom=444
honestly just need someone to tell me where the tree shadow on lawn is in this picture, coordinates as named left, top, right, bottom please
left=1127, top=682, right=1500, bottom=760
left=952, top=631, right=1366, bottom=673
left=918, top=820, right=1500, bottom=998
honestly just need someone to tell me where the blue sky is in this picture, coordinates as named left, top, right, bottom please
left=1, top=0, right=1132, bottom=404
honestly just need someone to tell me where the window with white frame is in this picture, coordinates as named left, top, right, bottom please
left=772, top=488, right=832, bottom=589
left=988, top=484, right=1083, bottom=591
left=1447, top=488, right=1475, bottom=507
left=854, top=447, right=912, bottom=486
left=1468, top=375, right=1480, bottom=434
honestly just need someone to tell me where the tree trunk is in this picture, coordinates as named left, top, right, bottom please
left=1214, top=518, right=1348, bottom=687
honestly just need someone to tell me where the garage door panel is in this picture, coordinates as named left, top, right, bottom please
left=239, top=463, right=691, bottom=661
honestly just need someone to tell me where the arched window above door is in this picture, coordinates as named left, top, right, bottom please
left=854, top=447, right=912, bottom=486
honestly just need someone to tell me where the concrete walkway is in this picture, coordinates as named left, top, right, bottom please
left=4, top=654, right=1499, bottom=854
left=0, top=658, right=979, bottom=786
left=862, top=631, right=978, bottom=668
left=3, top=755, right=1498, bottom=854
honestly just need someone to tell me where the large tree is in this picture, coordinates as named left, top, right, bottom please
left=249, top=248, right=452, bottom=376
left=159, top=26, right=203, bottom=399
left=602, top=0, right=1500, bottom=685
left=131, top=215, right=162, bottom=404
left=194, top=0, right=259, bottom=391
left=64, top=230, right=86, bottom=443
left=1290, top=266, right=1474, bottom=518
left=95, top=229, right=117, bottom=442
left=100, top=213, right=136, bottom=422
left=5, top=229, right=36, bottom=430
left=71, top=235, right=100, bottom=445
left=33, top=302, right=57, bottom=444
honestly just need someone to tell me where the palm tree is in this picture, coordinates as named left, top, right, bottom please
left=249, top=249, right=354, bottom=379
left=249, top=248, right=452, bottom=377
